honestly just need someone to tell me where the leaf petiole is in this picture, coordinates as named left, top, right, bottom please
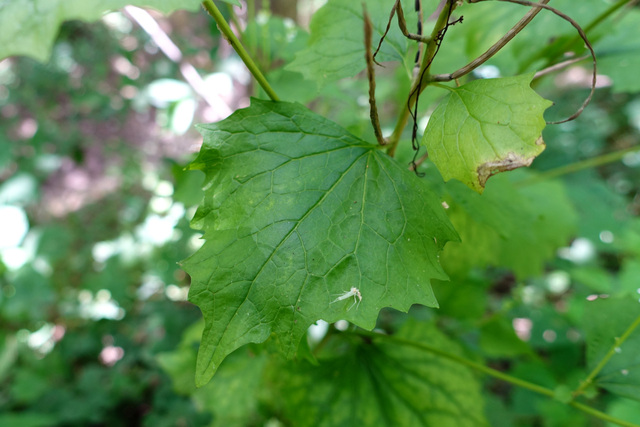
left=430, top=82, right=455, bottom=92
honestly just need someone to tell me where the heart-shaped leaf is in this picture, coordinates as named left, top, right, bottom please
left=423, top=74, right=552, bottom=193
left=183, top=99, right=458, bottom=386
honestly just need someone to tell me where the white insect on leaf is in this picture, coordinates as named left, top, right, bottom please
left=330, top=287, right=362, bottom=311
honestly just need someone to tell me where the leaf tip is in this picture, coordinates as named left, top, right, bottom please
left=194, top=357, right=218, bottom=388
left=194, top=373, right=213, bottom=388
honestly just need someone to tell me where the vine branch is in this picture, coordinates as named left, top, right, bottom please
left=515, top=145, right=640, bottom=187
left=353, top=329, right=640, bottom=427
left=201, top=0, right=280, bottom=101
left=533, top=54, right=590, bottom=79
left=433, top=0, right=597, bottom=124
left=482, top=0, right=596, bottom=124
left=364, top=6, right=387, bottom=146
left=373, top=0, right=432, bottom=65
left=573, top=313, right=640, bottom=399
left=530, top=0, right=634, bottom=73
left=430, top=0, right=550, bottom=82
left=387, top=0, right=458, bottom=157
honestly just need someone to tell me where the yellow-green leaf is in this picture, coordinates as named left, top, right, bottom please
left=423, top=74, right=552, bottom=193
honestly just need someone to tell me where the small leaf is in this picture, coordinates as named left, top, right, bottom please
left=0, top=0, right=203, bottom=62
left=271, top=320, right=489, bottom=426
left=584, top=297, right=640, bottom=401
left=183, top=99, right=458, bottom=386
left=423, top=74, right=552, bottom=193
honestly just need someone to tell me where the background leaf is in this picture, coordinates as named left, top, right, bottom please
left=158, top=320, right=267, bottom=427
left=183, top=99, right=458, bottom=386
left=271, top=320, right=489, bottom=427
left=438, top=171, right=577, bottom=279
left=595, top=6, right=640, bottom=94
left=286, top=0, right=426, bottom=86
left=423, top=74, right=552, bottom=193
left=0, top=0, right=204, bottom=62
left=584, top=297, right=640, bottom=401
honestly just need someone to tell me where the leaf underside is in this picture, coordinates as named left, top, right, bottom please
left=183, top=99, right=458, bottom=386
left=423, top=74, right=552, bottom=193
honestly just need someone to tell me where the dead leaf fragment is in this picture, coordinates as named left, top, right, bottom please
left=476, top=137, right=545, bottom=188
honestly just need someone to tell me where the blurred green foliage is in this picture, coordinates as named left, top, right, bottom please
left=1, top=1, right=640, bottom=426
left=0, top=10, right=212, bottom=426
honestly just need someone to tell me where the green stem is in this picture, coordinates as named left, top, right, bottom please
left=387, top=0, right=456, bottom=156
left=431, top=82, right=455, bottom=92
left=354, top=329, right=554, bottom=397
left=551, top=0, right=631, bottom=63
left=515, top=145, right=640, bottom=187
left=569, top=401, right=640, bottom=427
left=353, top=329, right=640, bottom=427
left=202, top=0, right=280, bottom=101
left=573, top=313, right=640, bottom=399
left=582, top=0, right=631, bottom=34
left=386, top=107, right=411, bottom=156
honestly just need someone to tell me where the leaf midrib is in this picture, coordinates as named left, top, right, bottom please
left=205, top=147, right=374, bottom=370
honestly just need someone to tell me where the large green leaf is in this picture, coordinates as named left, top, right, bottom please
left=183, top=99, right=458, bottom=386
left=0, top=0, right=209, bottom=62
left=584, top=297, right=640, bottom=401
left=423, top=74, right=552, bottom=193
left=271, top=320, right=489, bottom=426
left=286, top=0, right=430, bottom=86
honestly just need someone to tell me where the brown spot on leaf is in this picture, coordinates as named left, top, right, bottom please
left=477, top=137, right=546, bottom=188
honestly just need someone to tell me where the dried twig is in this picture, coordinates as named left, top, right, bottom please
left=364, top=6, right=387, bottom=145
left=408, top=152, right=429, bottom=171
left=533, top=54, right=589, bottom=79
left=373, top=0, right=432, bottom=64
